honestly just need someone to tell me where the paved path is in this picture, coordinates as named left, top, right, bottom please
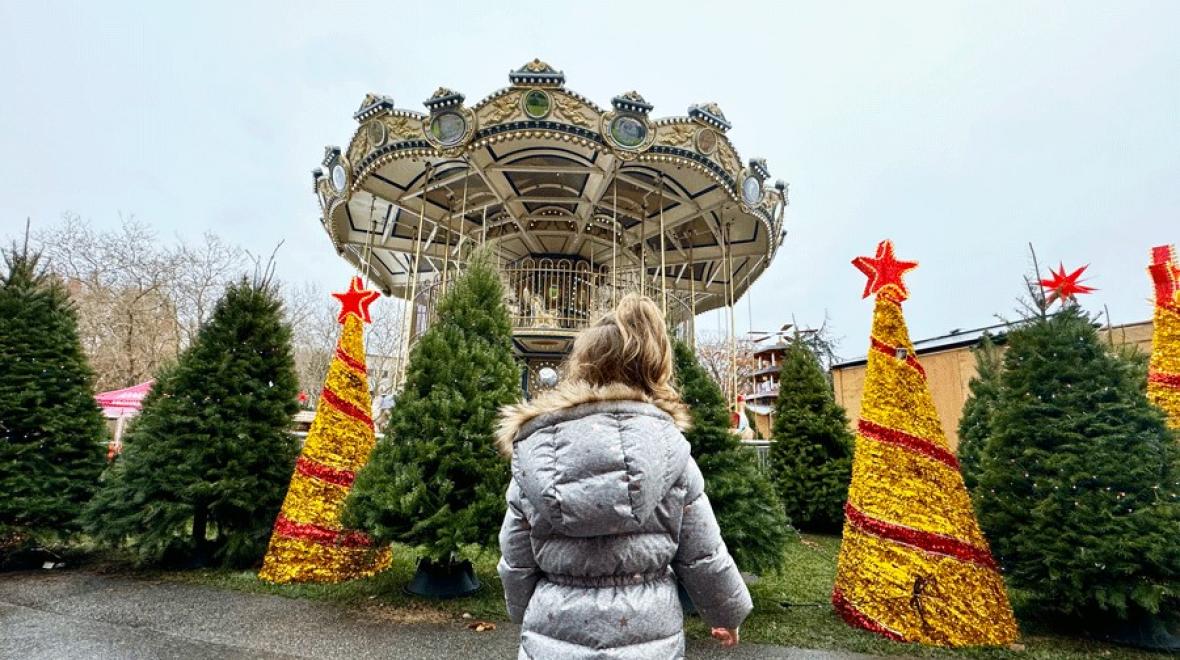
left=0, top=571, right=871, bottom=659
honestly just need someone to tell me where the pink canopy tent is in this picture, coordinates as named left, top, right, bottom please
left=95, top=380, right=154, bottom=418
left=95, top=381, right=153, bottom=459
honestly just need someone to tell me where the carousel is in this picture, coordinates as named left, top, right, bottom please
left=313, top=59, right=788, bottom=397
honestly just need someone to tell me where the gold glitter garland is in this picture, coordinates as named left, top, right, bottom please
left=1148, top=304, right=1180, bottom=430
left=849, top=440, right=987, bottom=545
left=279, top=472, right=350, bottom=528
left=259, top=313, right=391, bottom=584
left=833, top=290, right=1017, bottom=647
left=262, top=535, right=392, bottom=583
left=836, top=530, right=1017, bottom=646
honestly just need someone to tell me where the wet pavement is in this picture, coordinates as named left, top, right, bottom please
left=0, top=571, right=873, bottom=659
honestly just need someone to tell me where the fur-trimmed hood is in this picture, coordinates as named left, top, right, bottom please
left=496, top=381, right=691, bottom=456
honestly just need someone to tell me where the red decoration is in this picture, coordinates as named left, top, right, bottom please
left=844, top=504, right=997, bottom=569
left=1038, top=263, right=1095, bottom=306
left=334, top=347, right=367, bottom=375
left=332, top=276, right=381, bottom=324
left=852, top=240, right=919, bottom=302
left=1149, top=245, right=1179, bottom=309
left=295, top=456, right=356, bottom=488
left=832, top=589, right=906, bottom=642
left=870, top=336, right=927, bottom=378
left=320, top=387, right=373, bottom=429
left=272, top=513, right=375, bottom=548
left=857, top=419, right=960, bottom=470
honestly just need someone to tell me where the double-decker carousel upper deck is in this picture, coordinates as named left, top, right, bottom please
left=313, top=59, right=788, bottom=360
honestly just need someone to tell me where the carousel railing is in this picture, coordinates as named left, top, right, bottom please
left=409, top=259, right=694, bottom=339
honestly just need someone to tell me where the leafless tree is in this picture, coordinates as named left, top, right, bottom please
left=172, top=232, right=245, bottom=347
left=30, top=213, right=248, bottom=390
left=35, top=214, right=182, bottom=389
left=23, top=213, right=419, bottom=406
left=285, top=281, right=338, bottom=406
left=694, top=332, right=757, bottom=404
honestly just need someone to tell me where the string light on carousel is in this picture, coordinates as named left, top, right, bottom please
left=832, top=239, right=1018, bottom=647
left=311, top=59, right=788, bottom=408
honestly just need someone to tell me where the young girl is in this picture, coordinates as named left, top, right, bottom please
left=496, top=294, right=752, bottom=659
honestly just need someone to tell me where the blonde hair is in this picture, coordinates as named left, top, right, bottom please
left=566, top=294, right=680, bottom=405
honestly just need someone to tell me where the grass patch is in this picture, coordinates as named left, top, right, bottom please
left=151, top=537, right=1170, bottom=658
left=687, top=534, right=1174, bottom=659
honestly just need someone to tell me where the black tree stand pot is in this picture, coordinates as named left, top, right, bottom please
left=677, top=579, right=697, bottom=616
left=405, top=557, right=481, bottom=598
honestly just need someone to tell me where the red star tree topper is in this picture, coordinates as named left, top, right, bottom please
left=852, top=239, right=919, bottom=302
left=1038, top=263, right=1096, bottom=306
left=332, top=276, right=381, bottom=324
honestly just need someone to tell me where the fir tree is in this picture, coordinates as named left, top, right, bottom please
left=976, top=305, right=1180, bottom=623
left=767, top=341, right=853, bottom=533
left=84, top=278, right=300, bottom=567
left=344, top=254, right=520, bottom=561
left=673, top=340, right=790, bottom=574
left=0, top=243, right=106, bottom=547
left=957, top=334, right=1002, bottom=492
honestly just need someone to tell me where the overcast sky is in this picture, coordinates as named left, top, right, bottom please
left=2, top=1, right=1176, bottom=358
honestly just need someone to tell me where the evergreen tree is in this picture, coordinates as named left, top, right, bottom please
left=673, top=340, right=790, bottom=575
left=957, top=334, right=1002, bottom=492
left=83, top=278, right=300, bottom=567
left=767, top=341, right=853, bottom=533
left=344, top=254, right=520, bottom=561
left=0, top=243, right=106, bottom=547
left=976, top=304, right=1180, bottom=623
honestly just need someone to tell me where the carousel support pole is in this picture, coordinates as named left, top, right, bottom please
left=393, top=292, right=409, bottom=391
left=361, top=194, right=378, bottom=287
left=441, top=194, right=453, bottom=295
left=446, top=166, right=470, bottom=291
left=611, top=180, right=618, bottom=306
left=401, top=164, right=432, bottom=384
left=658, top=173, right=667, bottom=317
left=689, top=234, right=696, bottom=349
left=640, top=198, right=648, bottom=298
left=724, top=215, right=738, bottom=417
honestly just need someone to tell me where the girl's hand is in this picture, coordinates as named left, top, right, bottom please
left=710, top=627, right=740, bottom=648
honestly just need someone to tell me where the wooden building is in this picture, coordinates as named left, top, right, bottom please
left=830, top=319, right=1152, bottom=450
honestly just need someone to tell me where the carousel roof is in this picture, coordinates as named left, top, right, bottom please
left=314, top=59, right=789, bottom=316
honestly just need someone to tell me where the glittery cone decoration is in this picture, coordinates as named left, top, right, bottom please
left=259, top=277, right=391, bottom=583
left=832, top=240, right=1017, bottom=646
left=1148, top=245, right=1180, bottom=431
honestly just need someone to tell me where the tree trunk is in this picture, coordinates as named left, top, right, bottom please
left=192, top=503, right=209, bottom=567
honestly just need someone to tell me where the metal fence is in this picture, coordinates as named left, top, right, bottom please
left=410, top=258, right=696, bottom=338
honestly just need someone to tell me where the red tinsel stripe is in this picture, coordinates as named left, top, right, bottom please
left=869, top=336, right=927, bottom=378
left=1149, top=247, right=1177, bottom=305
left=272, top=513, right=374, bottom=548
left=335, top=347, right=367, bottom=376
left=295, top=456, right=356, bottom=487
left=845, top=504, right=998, bottom=570
left=1148, top=370, right=1180, bottom=388
left=858, top=419, right=959, bottom=470
left=320, top=387, right=373, bottom=429
left=831, top=587, right=906, bottom=642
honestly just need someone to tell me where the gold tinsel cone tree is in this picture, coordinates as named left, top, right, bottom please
left=832, top=240, right=1017, bottom=647
left=259, top=276, right=391, bottom=583
left=1148, top=244, right=1180, bottom=430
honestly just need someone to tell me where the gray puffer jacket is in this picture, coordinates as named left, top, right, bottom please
left=496, top=383, right=753, bottom=659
